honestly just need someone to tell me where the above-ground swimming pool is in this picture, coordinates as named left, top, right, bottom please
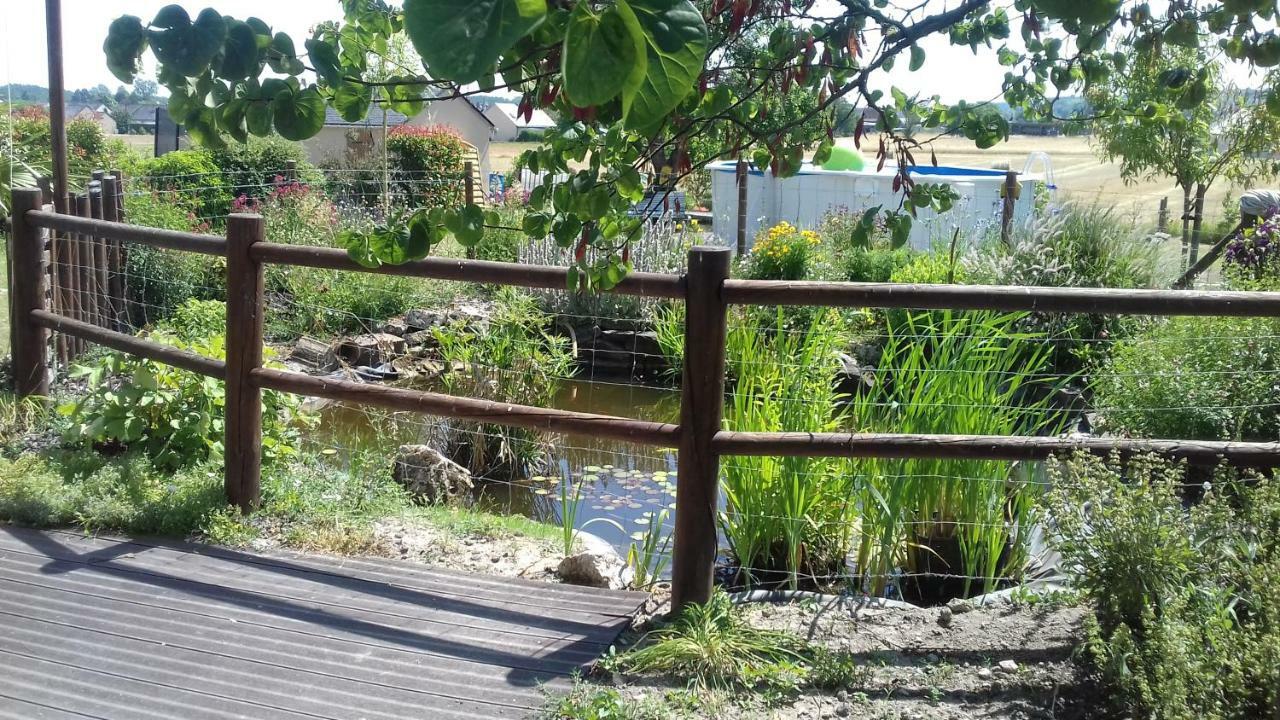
left=709, top=160, right=1040, bottom=251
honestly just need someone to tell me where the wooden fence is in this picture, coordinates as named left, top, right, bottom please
left=9, top=184, right=1280, bottom=609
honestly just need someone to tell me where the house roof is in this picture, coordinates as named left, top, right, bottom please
left=487, top=102, right=555, bottom=130
left=322, top=97, right=495, bottom=129
left=129, top=105, right=164, bottom=123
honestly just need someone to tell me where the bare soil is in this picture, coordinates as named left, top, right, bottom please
left=611, top=597, right=1094, bottom=720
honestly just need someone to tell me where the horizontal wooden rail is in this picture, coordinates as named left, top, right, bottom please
left=711, top=431, right=1280, bottom=466
left=722, top=279, right=1280, bottom=317
left=30, top=309, right=227, bottom=378
left=251, top=367, right=681, bottom=446
left=25, top=209, right=226, bottom=256
left=250, top=243, right=687, bottom=299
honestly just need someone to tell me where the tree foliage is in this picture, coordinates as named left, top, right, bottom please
left=105, top=0, right=1280, bottom=286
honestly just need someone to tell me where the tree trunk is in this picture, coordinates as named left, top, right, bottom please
left=1179, top=184, right=1193, bottom=273
left=1189, top=183, right=1208, bottom=268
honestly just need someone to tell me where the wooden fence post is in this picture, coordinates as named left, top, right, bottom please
left=225, top=213, right=265, bottom=512
left=102, top=175, right=124, bottom=331
left=735, top=157, right=748, bottom=256
left=90, top=182, right=109, bottom=329
left=284, top=159, right=298, bottom=183
left=1157, top=196, right=1169, bottom=233
left=1000, top=170, right=1018, bottom=245
left=8, top=188, right=50, bottom=397
left=671, top=245, right=731, bottom=610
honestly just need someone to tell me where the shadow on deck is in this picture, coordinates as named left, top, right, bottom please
left=0, top=525, right=648, bottom=719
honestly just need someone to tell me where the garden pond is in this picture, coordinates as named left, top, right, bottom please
left=312, top=377, right=683, bottom=556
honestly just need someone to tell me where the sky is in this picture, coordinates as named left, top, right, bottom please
left=1, top=1, right=1266, bottom=105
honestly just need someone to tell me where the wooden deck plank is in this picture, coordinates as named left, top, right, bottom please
left=38, top=527, right=647, bottom=612
left=0, top=546, right=619, bottom=653
left=0, top=526, right=647, bottom=720
left=0, top=573, right=570, bottom=696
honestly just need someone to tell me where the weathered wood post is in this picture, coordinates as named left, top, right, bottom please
left=1189, top=189, right=1206, bottom=267
left=9, top=188, right=50, bottom=397
left=1157, top=196, right=1169, bottom=233
left=89, top=181, right=109, bottom=329
left=671, top=245, right=731, bottom=609
left=283, top=159, right=298, bottom=183
left=225, top=213, right=266, bottom=512
left=735, top=157, right=748, bottom=256
left=1000, top=170, right=1018, bottom=246
left=102, top=175, right=124, bottom=331
left=75, top=193, right=97, bottom=337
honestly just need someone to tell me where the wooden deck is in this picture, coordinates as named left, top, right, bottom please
left=0, top=525, right=648, bottom=719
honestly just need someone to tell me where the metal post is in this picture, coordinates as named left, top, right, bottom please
left=8, top=188, right=50, bottom=397
left=671, top=246, right=731, bottom=609
left=225, top=213, right=265, bottom=512
left=735, top=158, right=748, bottom=256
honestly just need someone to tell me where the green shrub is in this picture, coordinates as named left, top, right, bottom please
left=1047, top=453, right=1280, bottom=720
left=433, top=290, right=575, bottom=478
left=1092, top=315, right=1280, bottom=442
left=120, top=191, right=225, bottom=324
left=59, top=301, right=308, bottom=470
left=5, top=111, right=110, bottom=186
left=840, top=246, right=914, bottom=283
left=743, top=221, right=823, bottom=280
left=386, top=124, right=467, bottom=209
left=209, top=136, right=321, bottom=200
left=968, top=203, right=1162, bottom=373
left=139, top=149, right=231, bottom=221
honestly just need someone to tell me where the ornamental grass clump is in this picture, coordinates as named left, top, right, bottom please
left=719, top=310, right=856, bottom=589
left=849, top=310, right=1066, bottom=601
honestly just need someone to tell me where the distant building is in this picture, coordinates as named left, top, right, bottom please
left=64, top=103, right=116, bottom=134
left=483, top=102, right=555, bottom=141
left=303, top=98, right=496, bottom=181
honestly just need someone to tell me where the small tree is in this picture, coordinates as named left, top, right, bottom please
left=1089, top=44, right=1280, bottom=267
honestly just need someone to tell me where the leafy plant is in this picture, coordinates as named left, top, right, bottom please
left=208, top=135, right=321, bottom=199
left=743, top=221, right=823, bottom=281
left=1224, top=213, right=1280, bottom=290
left=386, top=124, right=467, bottom=210
left=59, top=301, right=308, bottom=470
left=431, top=290, right=575, bottom=479
left=139, top=149, right=231, bottom=221
left=1046, top=453, right=1280, bottom=720
left=1092, top=314, right=1280, bottom=442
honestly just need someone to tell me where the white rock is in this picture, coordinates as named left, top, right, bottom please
left=995, top=659, right=1019, bottom=674
left=977, top=667, right=994, bottom=681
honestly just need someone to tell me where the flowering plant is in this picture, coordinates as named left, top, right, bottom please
left=1225, top=214, right=1280, bottom=289
left=746, top=221, right=822, bottom=280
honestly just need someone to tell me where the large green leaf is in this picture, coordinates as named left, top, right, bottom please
left=562, top=1, right=644, bottom=107
left=267, top=33, right=304, bottom=75
left=104, top=15, right=149, bottom=83
left=219, top=20, right=262, bottom=80
left=619, top=0, right=707, bottom=133
left=403, top=0, right=547, bottom=83
left=149, top=6, right=227, bottom=77
left=306, top=39, right=344, bottom=86
left=273, top=85, right=326, bottom=140
left=333, top=82, right=372, bottom=122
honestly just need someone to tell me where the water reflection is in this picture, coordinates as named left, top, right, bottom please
left=311, top=378, right=681, bottom=553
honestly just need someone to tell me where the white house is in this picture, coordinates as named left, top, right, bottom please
left=64, top=104, right=117, bottom=134
left=303, top=97, right=496, bottom=181
left=483, top=102, right=555, bottom=141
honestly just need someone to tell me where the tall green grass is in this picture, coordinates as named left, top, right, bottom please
left=720, top=310, right=855, bottom=589
left=848, top=310, right=1067, bottom=599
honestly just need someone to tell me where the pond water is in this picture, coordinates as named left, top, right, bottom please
left=311, top=378, right=682, bottom=555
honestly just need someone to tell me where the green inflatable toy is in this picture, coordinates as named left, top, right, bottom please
left=821, top=145, right=865, bottom=172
